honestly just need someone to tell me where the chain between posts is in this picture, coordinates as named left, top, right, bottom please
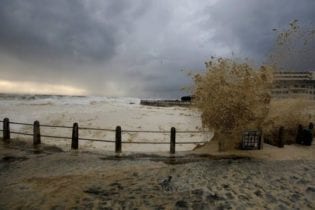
left=2, top=118, right=210, bottom=154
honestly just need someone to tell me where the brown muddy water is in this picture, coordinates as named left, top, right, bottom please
left=0, top=141, right=314, bottom=210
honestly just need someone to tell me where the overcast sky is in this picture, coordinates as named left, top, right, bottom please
left=0, top=0, right=314, bottom=97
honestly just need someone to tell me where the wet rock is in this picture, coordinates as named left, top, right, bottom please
left=236, top=205, right=249, bottom=210
left=306, top=186, right=315, bottom=193
left=191, top=201, right=208, bottom=210
left=254, top=190, right=262, bottom=197
left=192, top=189, right=204, bottom=196
left=290, top=193, right=301, bottom=202
left=98, top=208, right=112, bottom=210
left=159, top=176, right=173, bottom=191
left=154, top=205, right=165, bottom=210
left=82, top=201, right=94, bottom=210
left=207, top=193, right=223, bottom=202
left=225, top=192, right=234, bottom=200
left=2, top=156, right=28, bottom=162
left=175, top=200, right=188, bottom=209
left=84, top=186, right=110, bottom=197
left=277, top=204, right=289, bottom=210
left=238, top=195, right=249, bottom=201
left=265, top=194, right=277, bottom=203
left=297, top=179, right=308, bottom=185
left=109, top=182, right=123, bottom=190
left=98, top=200, right=113, bottom=210
left=217, top=202, right=232, bottom=210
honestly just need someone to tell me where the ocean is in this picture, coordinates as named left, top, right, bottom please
left=0, top=94, right=211, bottom=152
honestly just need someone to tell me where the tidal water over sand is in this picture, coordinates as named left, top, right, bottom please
left=0, top=142, right=314, bottom=209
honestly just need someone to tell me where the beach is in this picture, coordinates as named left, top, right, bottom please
left=1, top=1, right=314, bottom=209
left=1, top=95, right=315, bottom=209
left=0, top=141, right=314, bottom=209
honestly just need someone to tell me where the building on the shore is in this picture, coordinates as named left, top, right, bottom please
left=272, top=71, right=315, bottom=99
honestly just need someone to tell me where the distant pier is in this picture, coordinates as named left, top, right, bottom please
left=140, top=96, right=193, bottom=107
left=140, top=100, right=191, bottom=107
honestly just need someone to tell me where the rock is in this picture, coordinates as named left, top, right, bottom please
left=265, top=194, right=277, bottom=203
left=207, top=193, right=222, bottom=202
left=2, top=156, right=28, bottom=162
left=175, top=200, right=188, bottom=209
left=191, top=201, right=208, bottom=210
left=306, top=186, right=315, bottom=193
left=254, top=190, right=262, bottom=197
left=290, top=193, right=301, bottom=202
left=84, top=186, right=110, bottom=197
left=277, top=204, right=289, bottom=210
left=192, top=189, right=204, bottom=196
left=217, top=202, right=232, bottom=210
left=154, top=205, right=166, bottom=210
left=159, top=176, right=173, bottom=191
left=109, top=182, right=123, bottom=190
left=225, top=192, right=234, bottom=200
left=238, top=195, right=249, bottom=201
left=297, top=179, right=308, bottom=185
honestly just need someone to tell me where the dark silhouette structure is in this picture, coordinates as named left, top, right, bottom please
left=296, top=123, right=313, bottom=146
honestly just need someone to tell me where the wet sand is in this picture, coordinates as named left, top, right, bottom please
left=0, top=141, right=314, bottom=209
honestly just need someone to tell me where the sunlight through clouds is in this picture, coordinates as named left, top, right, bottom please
left=0, top=80, right=87, bottom=95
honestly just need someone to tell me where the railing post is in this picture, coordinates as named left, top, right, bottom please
left=170, top=127, right=176, bottom=154
left=296, top=124, right=303, bottom=144
left=71, top=123, right=79, bottom=150
left=278, top=126, right=284, bottom=148
left=309, top=122, right=313, bottom=130
left=115, top=126, right=122, bottom=153
left=258, top=130, right=263, bottom=150
left=33, top=120, right=41, bottom=146
left=3, top=118, right=10, bottom=142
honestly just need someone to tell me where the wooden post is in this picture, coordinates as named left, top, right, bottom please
left=296, top=124, right=303, bottom=144
left=33, top=120, right=41, bottom=145
left=258, top=130, right=263, bottom=150
left=309, top=122, right=313, bottom=130
left=278, top=126, right=284, bottom=148
left=71, top=123, right=79, bottom=150
left=170, top=127, right=176, bottom=154
left=115, top=126, right=122, bottom=153
left=3, top=118, right=10, bottom=142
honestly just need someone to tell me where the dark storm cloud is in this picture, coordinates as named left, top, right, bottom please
left=0, top=0, right=314, bottom=97
left=204, top=0, right=315, bottom=66
left=0, top=0, right=121, bottom=63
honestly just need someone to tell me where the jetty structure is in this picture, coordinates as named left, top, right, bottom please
left=272, top=71, right=315, bottom=99
left=140, top=96, right=193, bottom=107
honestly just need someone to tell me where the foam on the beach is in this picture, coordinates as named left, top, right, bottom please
left=0, top=94, right=211, bottom=152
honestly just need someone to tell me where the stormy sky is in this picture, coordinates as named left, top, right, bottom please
left=0, top=0, right=314, bottom=97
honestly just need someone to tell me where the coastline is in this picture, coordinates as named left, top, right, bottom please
left=0, top=140, right=314, bottom=209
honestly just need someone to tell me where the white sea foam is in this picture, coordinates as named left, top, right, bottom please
left=0, top=94, right=211, bottom=152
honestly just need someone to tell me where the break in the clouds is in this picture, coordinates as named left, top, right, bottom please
left=0, top=0, right=314, bottom=97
